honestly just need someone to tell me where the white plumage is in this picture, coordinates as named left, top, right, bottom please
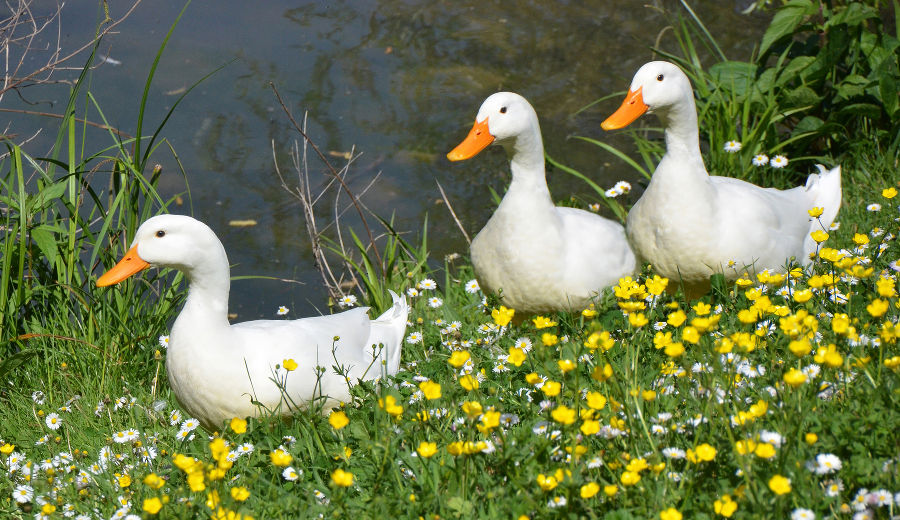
left=603, top=61, right=841, bottom=296
left=98, top=215, right=407, bottom=430
left=448, top=92, right=636, bottom=314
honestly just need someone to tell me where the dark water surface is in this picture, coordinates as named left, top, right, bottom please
left=5, top=1, right=768, bottom=318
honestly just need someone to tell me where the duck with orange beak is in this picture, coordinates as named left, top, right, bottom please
left=602, top=61, right=841, bottom=298
left=97, top=214, right=408, bottom=430
left=447, top=92, right=635, bottom=314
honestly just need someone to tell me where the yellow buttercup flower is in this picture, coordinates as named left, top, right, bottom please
left=541, top=333, right=559, bottom=346
left=532, top=316, right=557, bottom=329
left=768, top=474, right=791, bottom=495
left=580, top=482, right=600, bottom=499
left=810, top=230, right=829, bottom=243
left=783, top=368, right=807, bottom=388
left=142, top=497, right=163, bottom=515
left=419, top=380, right=442, bottom=400
left=660, top=508, right=682, bottom=520
left=462, top=401, right=483, bottom=417
left=507, top=347, right=527, bottom=367
left=230, top=486, right=250, bottom=501
left=754, top=442, right=776, bottom=459
left=557, top=359, right=576, bottom=373
left=628, top=313, right=648, bottom=328
left=328, top=410, right=350, bottom=430
left=667, top=310, right=687, bottom=327
left=448, top=350, right=471, bottom=368
left=867, top=298, right=889, bottom=318
left=536, top=473, right=558, bottom=491
left=417, top=441, right=437, bottom=458
left=714, top=494, right=737, bottom=517
left=331, top=468, right=354, bottom=487
left=458, top=374, right=479, bottom=391
left=541, top=380, right=561, bottom=396
left=491, top=306, right=515, bottom=327
left=550, top=405, right=577, bottom=425
left=592, top=364, right=614, bottom=382
left=646, top=275, right=669, bottom=296
left=229, top=417, right=247, bottom=434
left=883, top=187, right=897, bottom=198
left=620, top=470, right=641, bottom=486
left=585, top=391, right=607, bottom=410
left=807, top=206, right=824, bottom=217
left=270, top=449, right=292, bottom=467
left=604, top=485, right=618, bottom=497
left=378, top=395, right=404, bottom=417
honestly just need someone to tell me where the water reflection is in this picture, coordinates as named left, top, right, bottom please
left=6, top=0, right=768, bottom=317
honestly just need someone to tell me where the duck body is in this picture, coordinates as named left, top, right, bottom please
left=604, top=62, right=841, bottom=295
left=98, top=215, right=407, bottom=430
left=449, top=92, right=636, bottom=314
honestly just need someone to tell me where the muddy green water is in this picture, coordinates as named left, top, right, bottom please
left=5, top=1, right=769, bottom=318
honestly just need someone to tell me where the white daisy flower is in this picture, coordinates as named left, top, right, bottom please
left=276, top=306, right=289, bottom=316
left=282, top=466, right=301, bottom=481
left=812, top=453, right=843, bottom=475
left=662, top=447, right=686, bottom=459
left=791, top=508, right=815, bottom=520
left=45, top=413, right=62, bottom=430
left=406, top=287, right=419, bottom=298
left=406, top=332, right=423, bottom=344
left=867, top=203, right=882, bottom=212
left=338, top=295, right=357, bottom=308
left=514, top=337, right=533, bottom=352
left=427, top=297, right=443, bottom=308
left=417, top=278, right=437, bottom=291
left=547, top=496, right=567, bottom=508
left=770, top=155, right=789, bottom=168
left=723, top=140, right=742, bottom=152
left=588, top=203, right=601, bottom=212
left=180, top=418, right=200, bottom=432
left=614, top=180, right=632, bottom=193
left=12, top=484, right=33, bottom=503
left=464, top=279, right=480, bottom=293
left=824, top=479, right=844, bottom=497
left=604, top=188, right=620, bottom=198
left=752, top=153, right=769, bottom=166
left=158, top=335, right=169, bottom=348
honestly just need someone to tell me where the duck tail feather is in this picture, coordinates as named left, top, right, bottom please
left=803, top=164, right=842, bottom=258
left=371, top=290, right=408, bottom=375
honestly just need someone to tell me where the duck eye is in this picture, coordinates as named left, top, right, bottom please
left=499, top=106, right=507, bottom=114
left=156, top=230, right=165, bottom=238
left=656, top=74, right=664, bottom=81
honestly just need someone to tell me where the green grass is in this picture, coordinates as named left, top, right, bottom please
left=1, top=2, right=899, bottom=519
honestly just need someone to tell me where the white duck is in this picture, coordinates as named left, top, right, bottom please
left=447, top=92, right=636, bottom=314
left=97, top=215, right=407, bottom=430
left=602, top=61, right=842, bottom=297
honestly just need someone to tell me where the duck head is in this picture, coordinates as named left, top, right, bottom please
left=447, top=92, right=540, bottom=161
left=97, top=215, right=225, bottom=286
left=601, top=61, right=693, bottom=130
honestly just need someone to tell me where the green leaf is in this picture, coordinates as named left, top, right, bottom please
left=792, top=115, right=825, bottom=136
left=0, top=347, right=39, bottom=380
left=826, top=2, right=877, bottom=28
left=26, top=179, right=68, bottom=213
left=837, top=103, right=882, bottom=119
left=709, top=61, right=756, bottom=98
left=759, top=0, right=817, bottom=57
left=784, top=85, right=821, bottom=107
left=29, top=225, right=59, bottom=268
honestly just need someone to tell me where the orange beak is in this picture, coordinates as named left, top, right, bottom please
left=447, top=118, right=494, bottom=161
left=601, top=87, right=648, bottom=130
left=96, top=244, right=150, bottom=287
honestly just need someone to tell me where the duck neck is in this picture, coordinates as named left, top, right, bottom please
left=654, top=95, right=709, bottom=185
left=505, top=128, right=551, bottom=199
left=178, top=244, right=232, bottom=329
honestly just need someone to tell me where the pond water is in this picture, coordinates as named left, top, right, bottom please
left=5, top=0, right=769, bottom=318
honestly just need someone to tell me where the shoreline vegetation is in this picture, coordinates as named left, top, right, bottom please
left=2, top=1, right=899, bottom=518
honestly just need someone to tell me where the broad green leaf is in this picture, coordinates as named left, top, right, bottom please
left=29, top=225, right=59, bottom=268
left=759, top=0, right=817, bottom=57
